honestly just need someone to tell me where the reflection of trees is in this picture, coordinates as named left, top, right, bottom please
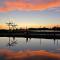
left=53, top=39, right=58, bottom=46
left=26, top=37, right=28, bottom=43
left=40, top=38, right=41, bottom=46
left=7, top=37, right=17, bottom=48
left=26, top=37, right=31, bottom=44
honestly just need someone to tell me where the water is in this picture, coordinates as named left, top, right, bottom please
left=0, top=37, right=60, bottom=52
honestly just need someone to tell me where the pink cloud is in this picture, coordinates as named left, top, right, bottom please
left=0, top=0, right=60, bottom=12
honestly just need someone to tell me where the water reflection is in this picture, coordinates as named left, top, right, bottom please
left=26, top=37, right=31, bottom=44
left=7, top=37, right=17, bottom=48
left=53, top=39, right=58, bottom=46
left=0, top=37, right=59, bottom=51
left=40, top=38, right=41, bottom=47
left=7, top=37, right=32, bottom=48
left=53, top=38, right=56, bottom=45
left=57, top=40, right=58, bottom=46
left=7, top=37, right=59, bottom=49
left=26, top=37, right=29, bottom=43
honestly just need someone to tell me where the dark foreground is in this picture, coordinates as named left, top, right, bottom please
left=0, top=30, right=60, bottom=39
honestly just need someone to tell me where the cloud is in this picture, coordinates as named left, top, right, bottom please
left=0, top=0, right=60, bottom=12
left=0, top=49, right=60, bottom=60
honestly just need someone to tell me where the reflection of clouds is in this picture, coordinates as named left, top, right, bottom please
left=51, top=48, right=60, bottom=53
left=0, top=49, right=60, bottom=60
left=56, top=49, right=60, bottom=53
left=56, top=48, right=60, bottom=51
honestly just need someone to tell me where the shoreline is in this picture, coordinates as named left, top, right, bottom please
left=0, top=31, right=60, bottom=39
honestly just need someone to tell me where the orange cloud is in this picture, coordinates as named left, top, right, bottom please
left=0, top=0, right=60, bottom=12
left=0, top=49, right=60, bottom=60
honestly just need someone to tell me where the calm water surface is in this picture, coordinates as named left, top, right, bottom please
left=0, top=37, right=60, bottom=52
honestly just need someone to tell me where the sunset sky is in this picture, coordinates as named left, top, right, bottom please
left=0, top=0, right=60, bottom=29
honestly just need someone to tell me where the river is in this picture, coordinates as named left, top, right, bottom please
left=0, top=37, right=60, bottom=53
